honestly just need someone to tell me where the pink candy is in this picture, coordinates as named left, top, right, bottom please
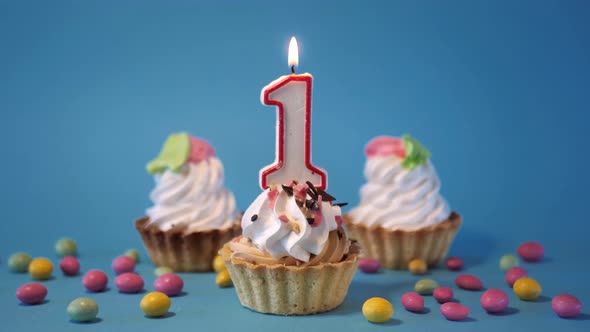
left=552, top=294, right=582, bottom=318
left=505, top=266, right=528, bottom=287
left=154, top=273, right=184, bottom=296
left=455, top=274, right=483, bottom=291
left=82, top=270, right=108, bottom=292
left=115, top=272, right=144, bottom=293
left=446, top=257, right=463, bottom=271
left=401, top=292, right=424, bottom=313
left=480, top=289, right=509, bottom=313
left=433, top=287, right=454, bottom=303
left=59, top=256, right=80, bottom=276
left=112, top=255, right=135, bottom=275
left=517, top=241, right=544, bottom=262
left=440, top=302, right=470, bottom=321
left=358, top=258, right=380, bottom=274
left=16, top=283, right=47, bottom=305
left=188, top=136, right=215, bottom=163
left=365, top=136, right=406, bottom=159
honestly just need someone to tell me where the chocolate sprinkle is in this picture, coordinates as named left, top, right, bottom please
left=306, top=188, right=318, bottom=200
left=334, top=202, right=348, bottom=207
left=305, top=199, right=319, bottom=210
left=307, top=218, right=315, bottom=225
left=296, top=200, right=304, bottom=207
left=305, top=181, right=318, bottom=194
left=316, top=188, right=336, bottom=202
left=251, top=214, right=258, bottom=222
left=282, top=185, right=294, bottom=196
left=337, top=231, right=343, bottom=239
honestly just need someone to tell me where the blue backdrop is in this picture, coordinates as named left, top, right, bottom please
left=1, top=1, right=588, bottom=331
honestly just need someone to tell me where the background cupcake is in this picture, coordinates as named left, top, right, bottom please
left=136, top=132, right=240, bottom=272
left=345, top=135, right=461, bottom=269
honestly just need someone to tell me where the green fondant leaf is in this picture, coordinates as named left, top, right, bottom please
left=402, top=134, right=431, bottom=170
left=146, top=132, right=191, bottom=175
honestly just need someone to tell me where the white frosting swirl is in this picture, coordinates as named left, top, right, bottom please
left=146, top=157, right=239, bottom=233
left=241, top=187, right=343, bottom=262
left=348, top=156, right=451, bottom=231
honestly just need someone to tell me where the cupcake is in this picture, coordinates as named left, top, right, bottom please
left=220, top=181, right=360, bottom=315
left=345, top=135, right=461, bottom=269
left=135, top=132, right=241, bottom=272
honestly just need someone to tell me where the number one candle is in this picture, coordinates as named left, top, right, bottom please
left=260, top=37, right=328, bottom=190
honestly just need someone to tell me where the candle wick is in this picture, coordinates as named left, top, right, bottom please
left=291, top=65, right=295, bottom=74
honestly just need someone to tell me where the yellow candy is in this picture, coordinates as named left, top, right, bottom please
left=408, top=258, right=428, bottom=275
left=216, top=269, right=233, bottom=288
left=212, top=255, right=226, bottom=273
left=140, top=292, right=171, bottom=317
left=362, top=297, right=393, bottom=323
left=29, top=258, right=53, bottom=280
left=513, top=277, right=542, bottom=301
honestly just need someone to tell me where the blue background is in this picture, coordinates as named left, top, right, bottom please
left=1, top=0, right=589, bottom=331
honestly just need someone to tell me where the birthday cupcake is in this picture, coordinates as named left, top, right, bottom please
left=345, top=135, right=461, bottom=269
left=135, top=132, right=241, bottom=272
left=220, top=181, right=360, bottom=315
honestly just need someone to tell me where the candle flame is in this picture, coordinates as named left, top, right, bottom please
left=288, top=36, right=299, bottom=68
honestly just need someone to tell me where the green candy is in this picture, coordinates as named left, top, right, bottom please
left=499, top=254, right=520, bottom=271
left=67, top=297, right=99, bottom=322
left=415, top=278, right=439, bottom=295
left=125, top=249, right=140, bottom=263
left=402, top=135, right=431, bottom=170
left=55, top=238, right=77, bottom=257
left=8, top=252, right=32, bottom=273
left=146, top=132, right=191, bottom=175
left=155, top=266, right=174, bottom=276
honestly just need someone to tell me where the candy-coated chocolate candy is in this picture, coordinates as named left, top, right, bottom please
left=67, top=297, right=99, bottom=322
left=408, top=258, right=427, bottom=275
left=358, top=258, right=380, bottom=274
left=455, top=274, right=483, bottom=291
left=552, top=294, right=582, bottom=318
left=365, top=136, right=406, bottom=159
left=212, top=255, right=225, bottom=273
left=433, top=287, right=454, bottom=303
left=505, top=266, right=527, bottom=287
left=16, top=283, right=47, bottom=305
left=55, top=238, right=77, bottom=257
left=517, top=241, right=544, bottom=262
left=59, top=256, right=80, bottom=276
left=415, top=279, right=438, bottom=295
left=362, top=297, right=393, bottom=323
left=440, top=302, right=470, bottom=321
left=216, top=270, right=233, bottom=288
left=154, top=273, right=184, bottom=296
left=112, top=255, right=135, bottom=275
left=155, top=266, right=174, bottom=276
left=8, top=252, right=32, bottom=273
left=499, top=254, right=519, bottom=272
left=125, top=249, right=140, bottom=263
left=400, top=292, right=424, bottom=313
left=446, top=257, right=463, bottom=271
left=115, top=273, right=144, bottom=293
left=83, top=270, right=108, bottom=292
left=513, top=277, right=542, bottom=301
left=140, top=292, right=171, bottom=317
left=188, top=136, right=215, bottom=163
left=29, top=258, right=53, bottom=280
left=480, top=289, right=509, bottom=313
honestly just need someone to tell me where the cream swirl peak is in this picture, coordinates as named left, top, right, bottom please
left=348, top=135, right=451, bottom=231
left=145, top=133, right=239, bottom=232
left=241, top=182, right=346, bottom=262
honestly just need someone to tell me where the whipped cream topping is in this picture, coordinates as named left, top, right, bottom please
left=241, top=184, right=344, bottom=262
left=348, top=156, right=451, bottom=231
left=146, top=157, right=239, bottom=233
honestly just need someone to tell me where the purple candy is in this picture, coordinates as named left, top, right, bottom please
left=505, top=266, right=528, bottom=287
left=552, top=294, right=582, bottom=318
left=82, top=270, right=108, bottom=292
left=115, top=272, right=144, bottom=293
left=112, top=255, right=135, bottom=275
left=16, top=283, right=47, bottom=305
left=358, top=258, right=380, bottom=274
left=480, top=289, right=509, bottom=313
left=59, top=256, right=80, bottom=276
left=517, top=241, right=544, bottom=262
left=440, top=302, right=470, bottom=321
left=455, top=274, right=483, bottom=290
left=434, top=287, right=454, bottom=303
left=401, top=292, right=424, bottom=313
left=154, top=273, right=184, bottom=296
left=446, top=257, right=463, bottom=271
